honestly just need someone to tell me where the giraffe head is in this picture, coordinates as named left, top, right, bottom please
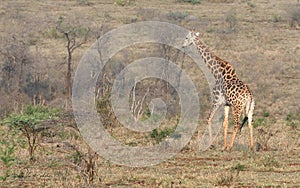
left=182, top=30, right=199, bottom=47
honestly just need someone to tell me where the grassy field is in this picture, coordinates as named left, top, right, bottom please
left=0, top=0, right=299, bottom=187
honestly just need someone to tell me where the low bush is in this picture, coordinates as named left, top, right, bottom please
left=2, top=105, right=60, bottom=161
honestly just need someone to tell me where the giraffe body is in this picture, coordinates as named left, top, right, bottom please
left=183, top=31, right=255, bottom=151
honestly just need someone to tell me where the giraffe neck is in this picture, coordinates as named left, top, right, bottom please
left=194, top=37, right=222, bottom=79
left=194, top=36, right=238, bottom=81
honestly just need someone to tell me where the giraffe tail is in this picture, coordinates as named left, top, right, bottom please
left=239, top=117, right=248, bottom=132
left=239, top=96, right=255, bottom=132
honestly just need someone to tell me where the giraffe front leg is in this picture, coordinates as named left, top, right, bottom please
left=207, top=119, right=213, bottom=147
left=228, top=107, right=242, bottom=151
left=249, top=123, right=254, bottom=150
left=207, top=113, right=214, bottom=148
left=228, top=126, right=239, bottom=151
left=207, top=102, right=221, bottom=149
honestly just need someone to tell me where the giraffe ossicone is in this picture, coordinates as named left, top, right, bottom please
left=183, top=30, right=255, bottom=151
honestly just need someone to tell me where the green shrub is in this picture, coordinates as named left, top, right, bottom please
left=247, top=1, right=255, bottom=8
left=140, top=106, right=151, bottom=121
left=216, top=174, right=234, bottom=187
left=216, top=163, right=244, bottom=186
left=167, top=11, right=189, bottom=20
left=0, top=130, right=17, bottom=181
left=253, top=117, right=267, bottom=128
left=253, top=110, right=272, bottom=128
left=286, top=112, right=299, bottom=129
left=2, top=105, right=60, bottom=161
left=273, top=14, right=282, bottom=23
left=115, top=0, right=126, bottom=6
left=77, top=0, right=92, bottom=5
left=231, top=163, right=245, bottom=172
left=43, top=27, right=62, bottom=39
left=178, top=0, right=202, bottom=4
left=56, top=16, right=91, bottom=38
left=150, top=127, right=176, bottom=143
left=263, top=110, right=270, bottom=117
left=260, top=154, right=280, bottom=169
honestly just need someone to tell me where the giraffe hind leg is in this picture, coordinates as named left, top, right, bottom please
left=222, top=105, right=230, bottom=151
left=248, top=99, right=255, bottom=150
left=242, top=97, right=255, bottom=149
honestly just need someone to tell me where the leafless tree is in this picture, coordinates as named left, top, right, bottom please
left=0, top=36, right=32, bottom=109
left=56, top=17, right=91, bottom=109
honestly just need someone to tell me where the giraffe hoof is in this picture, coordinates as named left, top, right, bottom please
left=209, top=145, right=216, bottom=150
left=221, top=146, right=227, bottom=151
left=255, top=143, right=261, bottom=152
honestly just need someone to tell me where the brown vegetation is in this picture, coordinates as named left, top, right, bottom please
left=0, top=0, right=299, bottom=187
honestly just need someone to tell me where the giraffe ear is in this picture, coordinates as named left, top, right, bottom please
left=195, top=32, right=200, bottom=36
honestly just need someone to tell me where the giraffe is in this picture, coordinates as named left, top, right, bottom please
left=182, top=30, right=255, bottom=151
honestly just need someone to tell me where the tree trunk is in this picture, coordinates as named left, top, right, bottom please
left=65, top=49, right=72, bottom=109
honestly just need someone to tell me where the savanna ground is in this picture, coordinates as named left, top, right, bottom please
left=0, top=0, right=299, bottom=187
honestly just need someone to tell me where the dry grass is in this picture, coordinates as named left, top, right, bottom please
left=0, top=0, right=299, bottom=187
left=1, top=121, right=299, bottom=187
